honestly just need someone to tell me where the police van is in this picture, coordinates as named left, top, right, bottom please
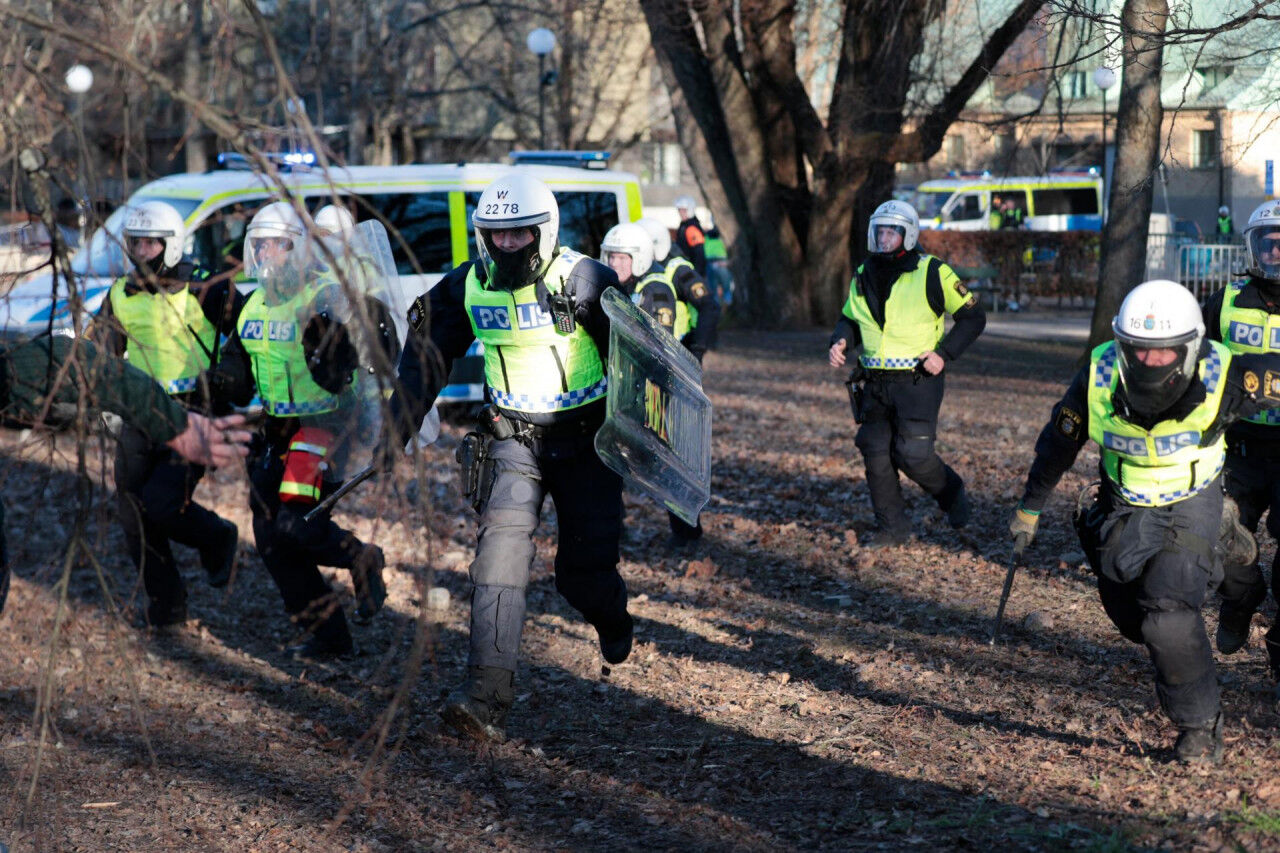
left=913, top=172, right=1103, bottom=232
left=3, top=151, right=643, bottom=404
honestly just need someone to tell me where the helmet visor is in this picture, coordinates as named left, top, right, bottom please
left=1248, top=229, right=1280, bottom=280
left=479, top=226, right=542, bottom=291
left=1115, top=339, right=1195, bottom=416
left=869, top=223, right=906, bottom=254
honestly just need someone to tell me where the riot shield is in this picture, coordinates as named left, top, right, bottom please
left=595, top=287, right=711, bottom=526
left=253, top=247, right=388, bottom=482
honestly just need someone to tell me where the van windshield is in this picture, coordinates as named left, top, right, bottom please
left=73, top=196, right=202, bottom=277
left=912, top=189, right=951, bottom=221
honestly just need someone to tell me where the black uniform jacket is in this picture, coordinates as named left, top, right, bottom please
left=389, top=255, right=620, bottom=441
left=828, top=250, right=986, bottom=365
left=1203, top=278, right=1280, bottom=450
left=1019, top=348, right=1280, bottom=513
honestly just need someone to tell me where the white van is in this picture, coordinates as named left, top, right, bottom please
left=913, top=173, right=1103, bottom=232
left=2, top=153, right=643, bottom=403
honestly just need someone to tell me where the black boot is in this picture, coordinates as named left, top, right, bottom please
left=862, top=526, right=914, bottom=550
left=146, top=597, right=188, bottom=632
left=200, top=518, right=239, bottom=588
left=596, top=612, right=634, bottom=665
left=286, top=609, right=356, bottom=660
left=351, top=543, right=387, bottom=625
left=1174, top=713, right=1223, bottom=766
left=1216, top=603, right=1253, bottom=655
left=441, top=665, right=514, bottom=742
left=946, top=484, right=972, bottom=529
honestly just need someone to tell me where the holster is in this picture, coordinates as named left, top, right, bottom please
left=844, top=366, right=866, bottom=424
left=456, top=431, right=494, bottom=513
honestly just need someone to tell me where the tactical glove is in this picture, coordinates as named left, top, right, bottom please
left=1009, top=504, right=1040, bottom=550
left=303, top=312, right=358, bottom=394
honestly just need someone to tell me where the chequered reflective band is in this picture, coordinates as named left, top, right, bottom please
left=1201, top=345, right=1223, bottom=394
left=263, top=397, right=340, bottom=416
left=1247, top=408, right=1280, bottom=426
left=1094, top=344, right=1117, bottom=388
left=490, top=377, right=608, bottom=412
left=1116, top=461, right=1223, bottom=507
left=166, top=377, right=199, bottom=394
left=859, top=356, right=917, bottom=369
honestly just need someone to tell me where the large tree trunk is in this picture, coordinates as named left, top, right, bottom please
left=640, top=0, right=805, bottom=325
left=1088, top=0, right=1170, bottom=348
left=182, top=0, right=208, bottom=173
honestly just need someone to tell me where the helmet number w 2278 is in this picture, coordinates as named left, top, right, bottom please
left=482, top=203, right=520, bottom=215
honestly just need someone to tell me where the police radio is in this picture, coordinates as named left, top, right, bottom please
left=548, top=292, right=576, bottom=334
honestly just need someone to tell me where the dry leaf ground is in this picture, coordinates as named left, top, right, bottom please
left=0, top=315, right=1278, bottom=851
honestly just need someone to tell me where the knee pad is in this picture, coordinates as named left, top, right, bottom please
left=1141, top=607, right=1209, bottom=684
left=891, top=434, right=936, bottom=471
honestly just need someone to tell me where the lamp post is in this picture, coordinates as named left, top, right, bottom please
left=1093, top=66, right=1117, bottom=221
left=64, top=64, right=94, bottom=239
left=526, top=28, right=556, bottom=150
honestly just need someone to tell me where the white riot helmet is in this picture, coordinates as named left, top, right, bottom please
left=635, top=217, right=672, bottom=263
left=123, top=200, right=186, bottom=269
left=473, top=174, right=559, bottom=290
left=867, top=200, right=920, bottom=253
left=600, top=223, right=654, bottom=283
left=244, top=201, right=309, bottom=286
left=315, top=204, right=356, bottom=238
left=674, top=195, right=697, bottom=217
left=1111, top=280, right=1205, bottom=416
left=1219, top=205, right=1230, bottom=217
left=1244, top=200, right=1280, bottom=282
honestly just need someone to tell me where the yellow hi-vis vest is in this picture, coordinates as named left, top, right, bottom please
left=464, top=248, right=607, bottom=414
left=660, top=256, right=699, bottom=338
left=108, top=277, right=215, bottom=395
left=238, top=285, right=345, bottom=417
left=1218, top=281, right=1280, bottom=426
left=1086, top=340, right=1230, bottom=507
left=842, top=255, right=969, bottom=370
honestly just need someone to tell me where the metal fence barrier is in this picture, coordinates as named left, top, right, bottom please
left=1177, top=243, right=1247, bottom=301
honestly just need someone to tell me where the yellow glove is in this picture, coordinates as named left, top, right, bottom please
left=1009, top=504, right=1040, bottom=550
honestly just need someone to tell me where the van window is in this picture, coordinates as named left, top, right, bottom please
left=359, top=192, right=454, bottom=274
left=913, top=190, right=951, bottom=221
left=465, top=190, right=619, bottom=260
left=189, top=200, right=264, bottom=281
left=946, top=192, right=985, bottom=222
left=1031, top=188, right=1098, bottom=216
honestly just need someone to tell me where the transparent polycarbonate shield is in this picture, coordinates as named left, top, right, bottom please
left=595, top=287, right=711, bottom=526
left=258, top=251, right=386, bottom=482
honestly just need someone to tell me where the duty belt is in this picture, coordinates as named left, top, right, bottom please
left=481, top=403, right=602, bottom=446
left=864, top=367, right=921, bottom=382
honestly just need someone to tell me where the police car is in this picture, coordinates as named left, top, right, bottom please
left=3, top=151, right=643, bottom=404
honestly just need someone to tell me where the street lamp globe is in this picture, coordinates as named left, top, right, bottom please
left=527, top=28, right=556, bottom=57
left=1093, top=66, right=1116, bottom=92
left=65, top=64, right=94, bottom=94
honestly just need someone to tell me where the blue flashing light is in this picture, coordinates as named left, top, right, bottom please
left=283, top=151, right=316, bottom=166
left=510, top=150, right=613, bottom=170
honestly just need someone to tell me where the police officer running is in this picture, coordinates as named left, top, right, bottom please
left=90, top=201, right=242, bottom=630
left=211, top=201, right=387, bottom=659
left=1203, top=200, right=1280, bottom=666
left=828, top=200, right=985, bottom=547
left=612, top=219, right=716, bottom=544
left=1009, top=279, right=1280, bottom=764
left=636, top=216, right=721, bottom=363
left=387, top=174, right=631, bottom=742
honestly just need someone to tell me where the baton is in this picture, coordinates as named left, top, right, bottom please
left=303, top=464, right=376, bottom=522
left=989, top=538, right=1027, bottom=645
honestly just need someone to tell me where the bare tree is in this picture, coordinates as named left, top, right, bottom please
left=640, top=0, right=1046, bottom=326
